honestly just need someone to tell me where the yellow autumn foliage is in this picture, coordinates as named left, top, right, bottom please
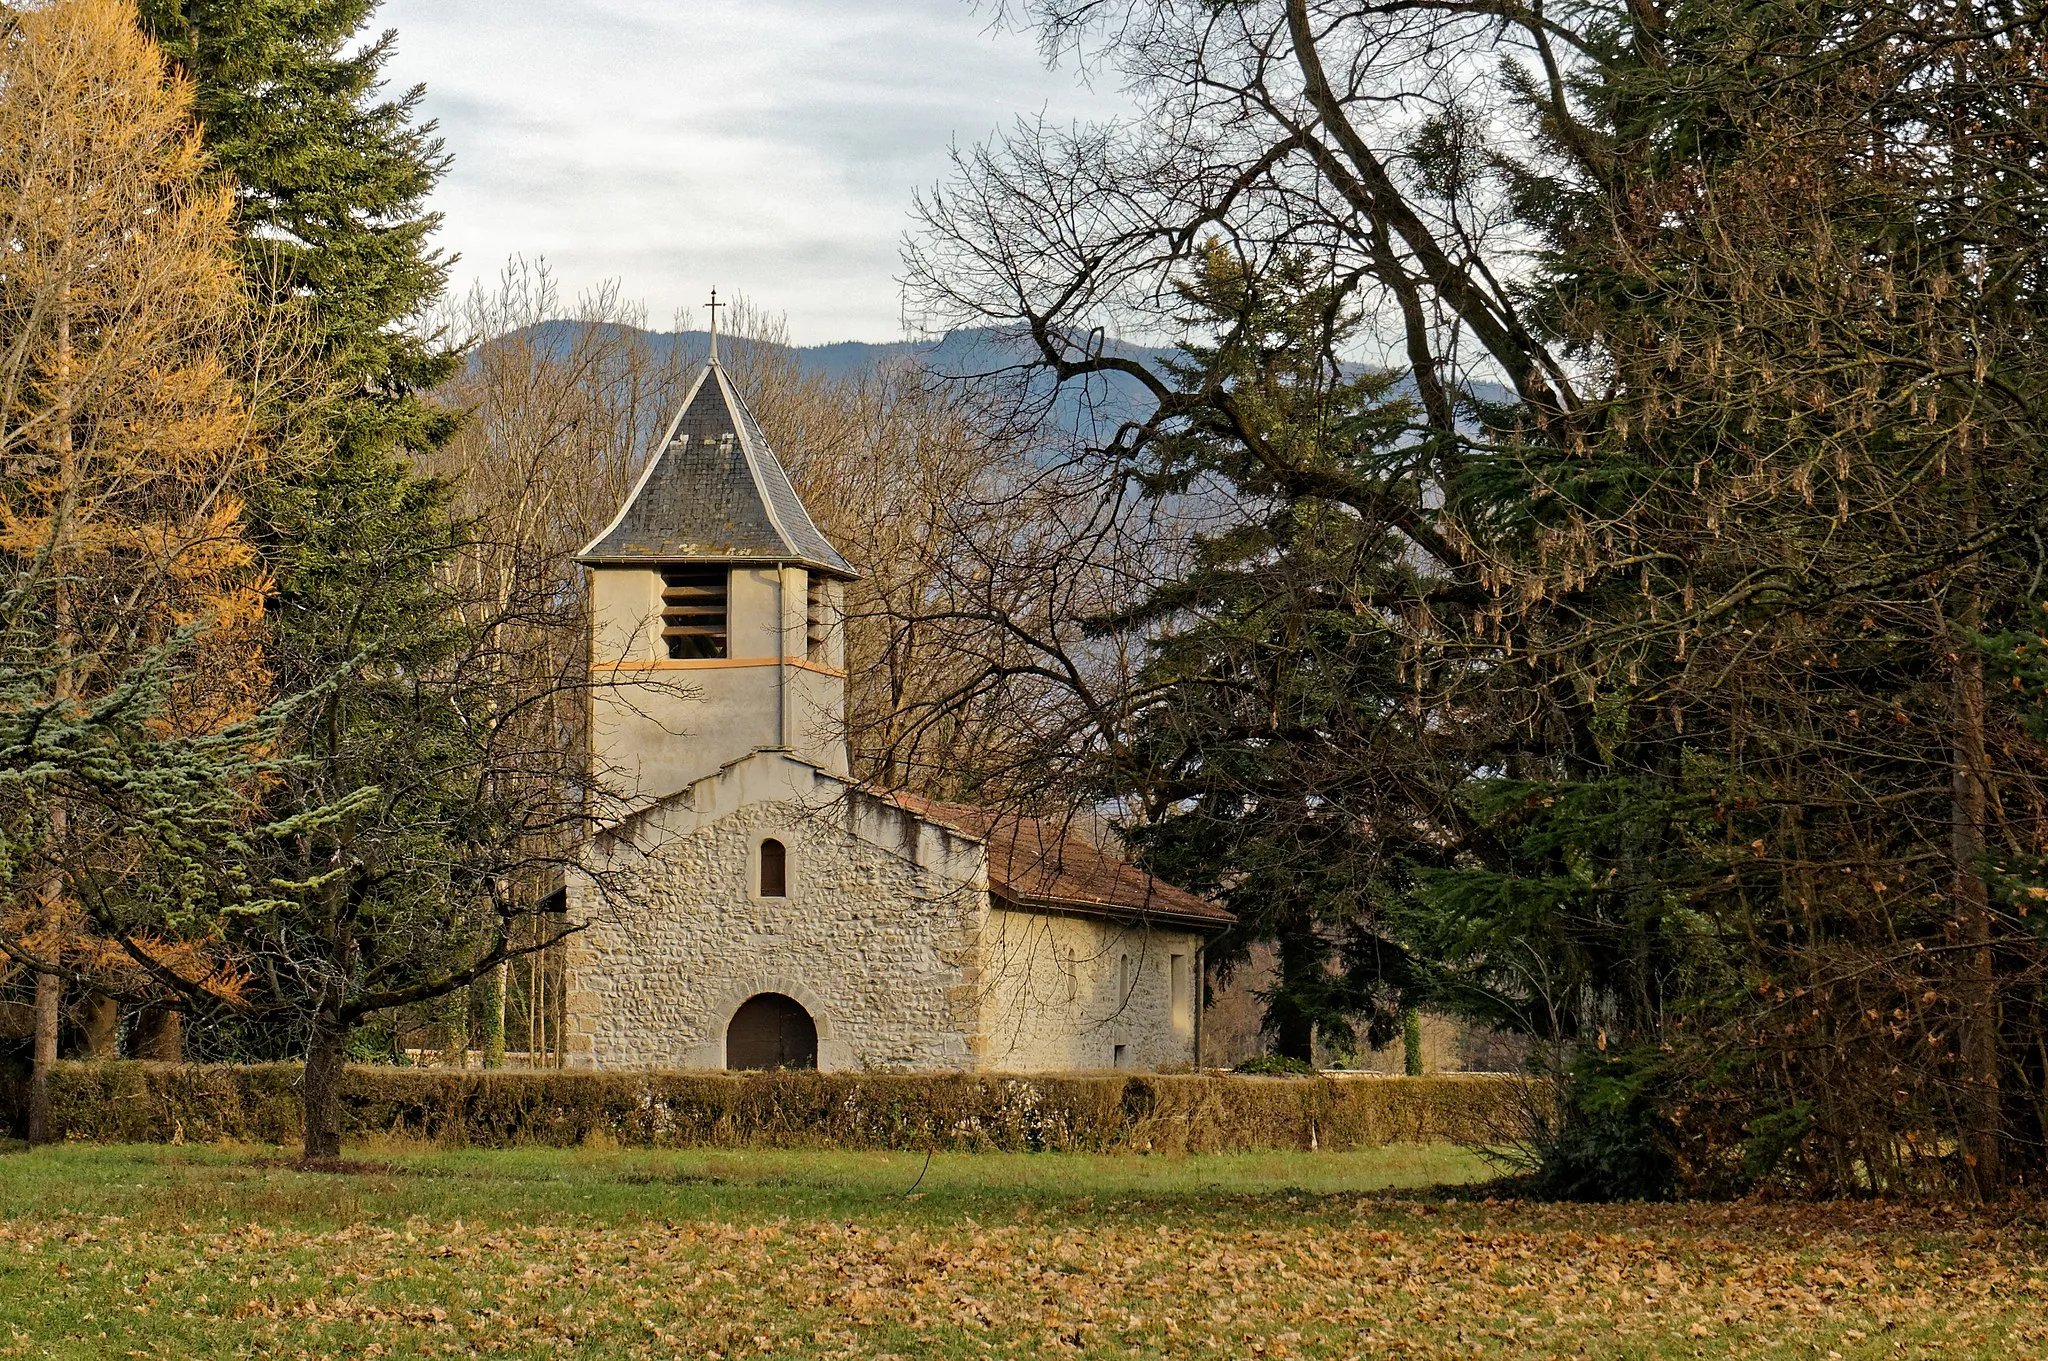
left=0, top=0, right=270, bottom=1008
left=0, top=0, right=267, bottom=731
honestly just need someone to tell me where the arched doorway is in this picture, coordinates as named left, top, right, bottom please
left=725, top=993, right=817, bottom=1070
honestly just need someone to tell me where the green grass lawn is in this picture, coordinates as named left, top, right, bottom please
left=0, top=1141, right=2041, bottom=1359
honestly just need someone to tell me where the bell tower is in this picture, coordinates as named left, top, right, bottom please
left=576, top=315, right=855, bottom=807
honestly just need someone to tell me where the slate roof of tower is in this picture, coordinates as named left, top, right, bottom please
left=576, top=362, right=855, bottom=576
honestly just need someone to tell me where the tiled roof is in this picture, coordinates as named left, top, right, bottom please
left=576, top=363, right=854, bottom=576
left=882, top=792, right=1233, bottom=928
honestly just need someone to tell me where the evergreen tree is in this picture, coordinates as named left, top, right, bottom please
left=136, top=0, right=455, bottom=431
left=1110, top=251, right=1447, bottom=1062
left=923, top=0, right=2048, bottom=1198
left=1401, top=0, right=2048, bottom=1197
left=123, top=3, right=583, bottom=1159
left=133, top=0, right=461, bottom=760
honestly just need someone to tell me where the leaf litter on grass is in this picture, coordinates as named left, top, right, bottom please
left=0, top=1150, right=2043, bottom=1359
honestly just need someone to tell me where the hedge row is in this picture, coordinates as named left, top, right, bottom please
left=21, top=1062, right=1534, bottom=1152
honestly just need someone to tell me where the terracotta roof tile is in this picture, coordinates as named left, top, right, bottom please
left=880, top=792, right=1232, bottom=928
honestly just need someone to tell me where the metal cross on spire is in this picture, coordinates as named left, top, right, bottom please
left=706, top=287, right=723, bottom=364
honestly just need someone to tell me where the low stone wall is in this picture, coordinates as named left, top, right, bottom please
left=15, top=1062, right=1535, bottom=1152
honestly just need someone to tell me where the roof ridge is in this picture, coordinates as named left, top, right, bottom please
left=718, top=365, right=810, bottom=568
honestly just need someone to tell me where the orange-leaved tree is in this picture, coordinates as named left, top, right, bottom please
left=0, top=0, right=273, bottom=1140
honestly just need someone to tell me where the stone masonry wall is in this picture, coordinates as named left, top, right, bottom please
left=565, top=796, right=986, bottom=1071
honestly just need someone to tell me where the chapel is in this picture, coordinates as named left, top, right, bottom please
left=558, top=340, right=1230, bottom=1073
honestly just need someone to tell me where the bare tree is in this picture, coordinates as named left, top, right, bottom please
left=408, top=260, right=698, bottom=1064
left=905, top=1, right=2048, bottom=1194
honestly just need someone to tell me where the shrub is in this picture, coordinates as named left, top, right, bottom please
left=14, top=1062, right=1533, bottom=1152
left=1519, top=1051, right=1679, bottom=1202
left=1234, top=1055, right=1316, bottom=1076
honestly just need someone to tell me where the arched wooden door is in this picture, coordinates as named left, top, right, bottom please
left=725, top=993, right=818, bottom=1070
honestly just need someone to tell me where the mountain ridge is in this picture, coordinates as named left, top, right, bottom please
left=522, top=321, right=1183, bottom=383
left=515, top=321, right=1510, bottom=426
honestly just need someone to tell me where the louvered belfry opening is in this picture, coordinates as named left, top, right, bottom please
left=805, top=574, right=828, bottom=662
left=660, top=565, right=728, bottom=659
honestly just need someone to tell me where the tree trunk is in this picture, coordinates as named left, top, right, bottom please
left=437, top=989, right=469, bottom=1068
left=1948, top=438, right=2003, bottom=1197
left=27, top=968, right=60, bottom=1144
left=480, top=961, right=507, bottom=1068
left=80, top=993, right=118, bottom=1059
left=135, top=1008, right=183, bottom=1062
left=302, top=1003, right=349, bottom=1161
left=1953, top=628, right=2003, bottom=1196
left=27, top=790, right=67, bottom=1142
left=1271, top=1008, right=1315, bottom=1065
left=1269, top=924, right=1321, bottom=1064
left=32, top=296, right=76, bottom=1147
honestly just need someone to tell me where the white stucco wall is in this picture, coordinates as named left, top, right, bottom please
left=563, top=754, right=991, bottom=1071
left=977, top=907, right=1204, bottom=1072
left=586, top=566, right=850, bottom=805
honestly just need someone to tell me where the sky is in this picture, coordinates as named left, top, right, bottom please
left=380, top=0, right=1129, bottom=345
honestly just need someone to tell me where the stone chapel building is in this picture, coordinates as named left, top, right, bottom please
left=558, top=349, right=1230, bottom=1073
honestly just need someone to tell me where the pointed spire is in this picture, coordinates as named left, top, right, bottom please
left=576, top=360, right=854, bottom=577
left=706, top=287, right=723, bottom=365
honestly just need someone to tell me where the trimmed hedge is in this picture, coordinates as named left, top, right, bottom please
left=16, top=1062, right=1532, bottom=1152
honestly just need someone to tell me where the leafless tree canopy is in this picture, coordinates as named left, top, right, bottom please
left=900, top=1, right=2048, bottom=1196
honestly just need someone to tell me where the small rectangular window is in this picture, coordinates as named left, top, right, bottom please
left=1112, top=1043, right=1127, bottom=1069
left=661, top=566, right=727, bottom=660
left=1169, top=954, right=1189, bottom=1029
left=805, top=575, right=828, bottom=662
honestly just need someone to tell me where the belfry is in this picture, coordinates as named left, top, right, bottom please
left=575, top=334, right=855, bottom=799
left=560, top=306, right=1229, bottom=1072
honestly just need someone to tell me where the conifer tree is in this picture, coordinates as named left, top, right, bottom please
left=1111, top=252, right=1444, bottom=1063
left=131, top=0, right=461, bottom=815
left=135, top=0, right=454, bottom=436
left=124, top=4, right=582, bottom=1160
left=128, top=0, right=477, bottom=1075
left=922, top=0, right=2048, bottom=1195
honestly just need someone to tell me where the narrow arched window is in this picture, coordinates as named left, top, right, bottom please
left=759, top=838, right=787, bottom=897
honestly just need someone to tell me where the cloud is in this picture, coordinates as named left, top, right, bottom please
left=381, top=0, right=1128, bottom=342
